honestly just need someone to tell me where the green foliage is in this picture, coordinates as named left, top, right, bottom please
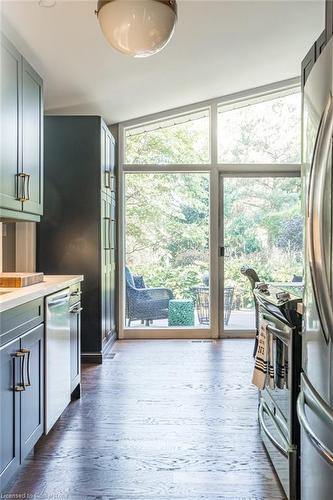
left=124, top=94, right=302, bottom=307
left=126, top=173, right=210, bottom=299
left=126, top=116, right=209, bottom=164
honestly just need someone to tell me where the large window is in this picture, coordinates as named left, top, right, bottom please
left=125, top=109, right=210, bottom=164
left=218, top=91, right=301, bottom=163
left=120, top=82, right=302, bottom=338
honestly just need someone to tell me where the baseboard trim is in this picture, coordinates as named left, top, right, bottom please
left=81, top=352, right=103, bottom=364
left=81, top=332, right=117, bottom=364
left=121, top=328, right=213, bottom=340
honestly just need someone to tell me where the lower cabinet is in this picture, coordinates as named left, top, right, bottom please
left=0, top=338, right=21, bottom=492
left=0, top=323, right=44, bottom=492
left=20, top=325, right=44, bottom=460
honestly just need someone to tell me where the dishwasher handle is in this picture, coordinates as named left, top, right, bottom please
left=48, top=293, right=70, bottom=307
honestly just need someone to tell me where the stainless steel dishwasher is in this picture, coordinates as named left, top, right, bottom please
left=45, top=288, right=71, bottom=433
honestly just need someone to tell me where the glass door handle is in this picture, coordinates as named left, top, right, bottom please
left=307, top=93, right=333, bottom=344
left=219, top=246, right=229, bottom=257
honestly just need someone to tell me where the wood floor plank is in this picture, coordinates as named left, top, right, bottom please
left=8, top=339, right=286, bottom=499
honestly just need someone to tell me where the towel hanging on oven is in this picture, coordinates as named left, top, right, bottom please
left=252, top=319, right=274, bottom=390
left=275, top=338, right=288, bottom=389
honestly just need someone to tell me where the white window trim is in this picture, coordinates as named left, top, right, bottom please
left=117, top=77, right=301, bottom=340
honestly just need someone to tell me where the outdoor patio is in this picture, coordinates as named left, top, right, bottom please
left=127, top=308, right=256, bottom=331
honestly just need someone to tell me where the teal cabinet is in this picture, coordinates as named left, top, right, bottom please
left=0, top=302, right=44, bottom=494
left=0, top=338, right=21, bottom=492
left=0, top=34, right=22, bottom=212
left=0, top=33, right=43, bottom=220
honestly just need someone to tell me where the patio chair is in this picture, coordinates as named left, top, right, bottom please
left=240, top=266, right=260, bottom=356
left=192, top=285, right=234, bottom=326
left=224, top=287, right=234, bottom=325
left=125, top=267, right=174, bottom=326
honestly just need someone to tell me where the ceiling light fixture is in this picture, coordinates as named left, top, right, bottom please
left=38, top=0, right=56, bottom=7
left=96, top=0, right=177, bottom=58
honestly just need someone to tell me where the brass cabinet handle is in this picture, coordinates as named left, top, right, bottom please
left=13, top=351, right=26, bottom=392
left=104, top=217, right=111, bottom=250
left=20, top=348, right=31, bottom=387
left=110, top=175, right=115, bottom=191
left=16, top=173, right=25, bottom=201
left=24, top=173, right=31, bottom=201
left=15, top=173, right=31, bottom=202
left=105, top=170, right=111, bottom=188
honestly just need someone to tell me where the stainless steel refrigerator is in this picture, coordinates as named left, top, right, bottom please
left=299, top=36, right=333, bottom=499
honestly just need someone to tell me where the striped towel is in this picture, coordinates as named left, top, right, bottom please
left=276, top=338, right=288, bottom=389
left=252, top=319, right=274, bottom=390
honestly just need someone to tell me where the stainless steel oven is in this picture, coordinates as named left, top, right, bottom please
left=254, top=285, right=302, bottom=500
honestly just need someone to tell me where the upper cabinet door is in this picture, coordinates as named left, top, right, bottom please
left=110, top=134, right=116, bottom=193
left=101, top=122, right=115, bottom=193
left=21, top=58, right=43, bottom=215
left=0, top=35, right=22, bottom=211
left=101, top=124, right=108, bottom=192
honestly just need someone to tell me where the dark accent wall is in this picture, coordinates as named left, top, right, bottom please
left=37, top=116, right=116, bottom=360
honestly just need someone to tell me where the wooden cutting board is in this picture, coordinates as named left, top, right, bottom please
left=0, top=272, right=44, bottom=288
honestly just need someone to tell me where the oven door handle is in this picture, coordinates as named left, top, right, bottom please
left=259, top=400, right=291, bottom=458
left=266, top=324, right=291, bottom=346
left=297, top=374, right=333, bottom=468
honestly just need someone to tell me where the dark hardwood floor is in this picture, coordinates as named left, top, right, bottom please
left=8, top=339, right=286, bottom=499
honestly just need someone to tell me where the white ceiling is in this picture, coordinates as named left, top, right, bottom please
left=1, top=0, right=325, bottom=124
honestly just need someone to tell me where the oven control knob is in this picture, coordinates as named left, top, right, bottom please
left=256, top=282, right=269, bottom=294
left=276, top=291, right=290, bottom=302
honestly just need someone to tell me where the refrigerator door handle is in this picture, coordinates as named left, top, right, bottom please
left=307, top=93, right=333, bottom=343
left=297, top=374, right=333, bottom=468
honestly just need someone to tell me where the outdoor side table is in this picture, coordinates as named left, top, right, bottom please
left=168, top=299, right=194, bottom=326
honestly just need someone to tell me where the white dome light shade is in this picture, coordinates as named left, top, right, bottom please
left=96, top=0, right=177, bottom=57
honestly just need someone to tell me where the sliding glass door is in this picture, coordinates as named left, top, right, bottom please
left=220, top=175, right=302, bottom=334
left=124, top=172, right=210, bottom=332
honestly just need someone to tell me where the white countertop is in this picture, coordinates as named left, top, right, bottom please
left=0, top=275, right=84, bottom=312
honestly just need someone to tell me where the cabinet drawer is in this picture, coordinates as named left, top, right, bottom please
left=0, top=298, right=44, bottom=346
